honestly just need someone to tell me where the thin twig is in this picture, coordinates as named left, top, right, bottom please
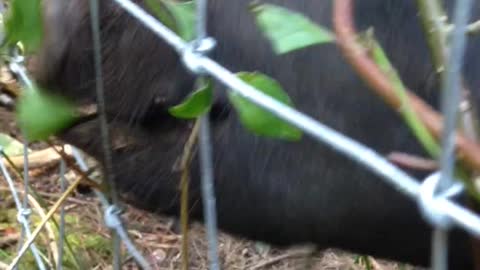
left=0, top=233, right=20, bottom=247
left=7, top=176, right=82, bottom=270
left=26, top=192, right=59, bottom=267
left=2, top=145, right=73, bottom=169
left=387, top=152, right=438, bottom=171
left=0, top=186, right=92, bottom=205
left=46, top=141, right=101, bottom=190
left=415, top=0, right=449, bottom=75
left=178, top=120, right=201, bottom=270
left=333, top=0, right=480, bottom=176
left=1, top=149, right=84, bottom=269
left=247, top=248, right=314, bottom=270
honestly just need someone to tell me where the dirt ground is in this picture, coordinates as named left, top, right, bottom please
left=0, top=71, right=419, bottom=270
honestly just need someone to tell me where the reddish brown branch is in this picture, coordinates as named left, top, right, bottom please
left=387, top=152, right=438, bottom=171
left=332, top=0, right=480, bottom=173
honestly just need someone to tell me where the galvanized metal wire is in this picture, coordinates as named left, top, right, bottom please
left=2, top=0, right=480, bottom=269
left=88, top=0, right=125, bottom=268
left=198, top=115, right=220, bottom=270
left=0, top=149, right=46, bottom=270
left=111, top=0, right=480, bottom=241
left=5, top=45, right=47, bottom=270
left=419, top=0, right=473, bottom=269
left=3, top=34, right=151, bottom=270
left=71, top=148, right=153, bottom=270
left=194, top=0, right=221, bottom=269
left=57, top=160, right=66, bottom=270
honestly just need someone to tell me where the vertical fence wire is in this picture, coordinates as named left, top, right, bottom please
left=113, top=0, right=480, bottom=238
left=195, top=0, right=207, bottom=41
left=438, top=2, right=471, bottom=192
left=3, top=0, right=480, bottom=269
left=7, top=47, right=47, bottom=270
left=198, top=116, right=220, bottom=270
left=88, top=0, right=123, bottom=268
left=88, top=0, right=119, bottom=209
left=429, top=1, right=473, bottom=269
left=194, top=0, right=220, bottom=269
left=57, top=159, right=66, bottom=270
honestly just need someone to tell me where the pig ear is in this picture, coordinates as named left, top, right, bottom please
left=34, top=0, right=88, bottom=87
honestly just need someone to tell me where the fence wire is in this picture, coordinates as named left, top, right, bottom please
left=111, top=0, right=480, bottom=269
left=113, top=0, right=480, bottom=234
left=0, top=150, right=46, bottom=270
left=429, top=0, right=474, bottom=269
left=4, top=21, right=152, bottom=270
left=1, top=0, right=480, bottom=269
left=194, top=0, right=220, bottom=269
left=4, top=46, right=47, bottom=270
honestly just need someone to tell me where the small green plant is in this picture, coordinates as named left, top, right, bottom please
left=169, top=78, right=213, bottom=118
left=4, top=0, right=43, bottom=53
left=16, top=88, right=78, bottom=141
left=145, top=0, right=196, bottom=41
left=2, top=0, right=78, bottom=142
left=354, top=255, right=374, bottom=270
left=0, top=133, right=29, bottom=156
left=250, top=3, right=334, bottom=54
left=147, top=0, right=305, bottom=141
left=228, top=72, right=302, bottom=141
left=357, top=29, right=440, bottom=158
left=250, top=3, right=440, bottom=157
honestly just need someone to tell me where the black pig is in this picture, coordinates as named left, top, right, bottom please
left=33, top=0, right=480, bottom=268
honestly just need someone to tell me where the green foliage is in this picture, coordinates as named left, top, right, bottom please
left=251, top=3, right=334, bottom=54
left=147, top=1, right=305, bottom=142
left=358, top=30, right=440, bottom=158
left=164, top=0, right=195, bottom=41
left=146, top=0, right=196, bottom=41
left=145, top=0, right=178, bottom=33
left=228, top=72, right=302, bottom=141
left=83, top=235, right=112, bottom=258
left=354, top=255, right=374, bottom=270
left=4, top=0, right=44, bottom=53
left=169, top=78, right=213, bottom=118
left=0, top=133, right=29, bottom=156
left=16, top=88, right=77, bottom=141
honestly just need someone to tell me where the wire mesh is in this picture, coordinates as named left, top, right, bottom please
left=1, top=0, right=480, bottom=269
left=4, top=45, right=47, bottom=270
left=426, top=0, right=474, bottom=269
left=0, top=149, right=46, bottom=270
left=194, top=0, right=221, bottom=269
left=111, top=0, right=480, bottom=269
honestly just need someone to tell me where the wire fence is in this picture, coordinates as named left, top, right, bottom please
left=1, top=0, right=480, bottom=269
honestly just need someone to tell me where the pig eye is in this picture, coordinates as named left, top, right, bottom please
left=139, top=100, right=175, bottom=127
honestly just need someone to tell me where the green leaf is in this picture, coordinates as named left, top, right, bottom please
left=145, top=0, right=179, bottom=34
left=16, top=88, right=78, bottom=141
left=228, top=72, right=302, bottom=141
left=5, top=0, right=44, bottom=53
left=169, top=79, right=213, bottom=118
left=163, top=0, right=196, bottom=41
left=0, top=133, right=29, bottom=156
left=251, top=3, right=334, bottom=54
left=146, top=0, right=196, bottom=41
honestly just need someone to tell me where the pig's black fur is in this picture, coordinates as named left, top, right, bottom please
left=34, top=0, right=480, bottom=268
